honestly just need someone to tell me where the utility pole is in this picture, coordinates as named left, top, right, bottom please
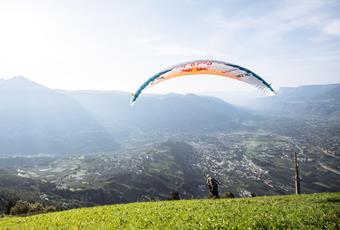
left=293, top=152, right=301, bottom=194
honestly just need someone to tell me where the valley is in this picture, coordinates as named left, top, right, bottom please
left=0, top=77, right=339, bottom=213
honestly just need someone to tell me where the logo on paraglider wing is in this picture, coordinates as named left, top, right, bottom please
left=235, top=73, right=250, bottom=78
left=196, top=67, right=208, bottom=71
left=181, top=67, right=208, bottom=73
left=221, top=68, right=238, bottom=74
left=182, top=67, right=194, bottom=72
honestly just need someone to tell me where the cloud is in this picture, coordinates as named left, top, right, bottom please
left=202, top=0, right=339, bottom=40
left=128, top=27, right=221, bottom=57
left=323, top=19, right=340, bottom=36
left=0, top=0, right=339, bottom=91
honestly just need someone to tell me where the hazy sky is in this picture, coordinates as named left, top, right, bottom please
left=1, top=0, right=340, bottom=94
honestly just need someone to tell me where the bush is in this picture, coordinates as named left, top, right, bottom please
left=0, top=190, right=20, bottom=214
left=44, top=205, right=57, bottom=212
left=222, top=192, right=235, bottom=198
left=10, top=200, right=48, bottom=215
left=28, top=202, right=44, bottom=213
left=169, top=191, right=180, bottom=200
left=10, top=200, right=30, bottom=215
left=5, top=200, right=16, bottom=215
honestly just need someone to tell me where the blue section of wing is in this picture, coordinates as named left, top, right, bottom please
left=131, top=69, right=172, bottom=105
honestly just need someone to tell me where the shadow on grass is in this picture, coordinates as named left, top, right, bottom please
left=326, top=198, right=340, bottom=203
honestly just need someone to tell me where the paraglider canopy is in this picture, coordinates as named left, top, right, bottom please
left=131, top=60, right=276, bottom=105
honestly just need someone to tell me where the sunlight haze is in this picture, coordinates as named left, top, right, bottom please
left=1, top=0, right=339, bottom=94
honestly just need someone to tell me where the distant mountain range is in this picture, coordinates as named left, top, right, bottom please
left=0, top=77, right=245, bottom=155
left=250, top=84, right=340, bottom=120
left=0, top=76, right=339, bottom=155
left=62, top=90, right=246, bottom=132
left=0, top=77, right=118, bottom=155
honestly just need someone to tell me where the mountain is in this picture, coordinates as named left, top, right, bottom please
left=0, top=76, right=49, bottom=92
left=0, top=77, right=118, bottom=155
left=201, top=90, right=266, bottom=106
left=275, top=84, right=340, bottom=101
left=0, top=77, right=248, bottom=155
left=62, top=91, right=247, bottom=132
left=250, top=84, right=340, bottom=120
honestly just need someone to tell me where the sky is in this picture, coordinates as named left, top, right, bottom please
left=0, top=0, right=340, bottom=95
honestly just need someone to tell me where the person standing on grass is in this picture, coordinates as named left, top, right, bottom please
left=206, top=175, right=221, bottom=198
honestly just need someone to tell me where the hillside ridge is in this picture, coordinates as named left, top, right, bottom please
left=1, top=192, right=339, bottom=229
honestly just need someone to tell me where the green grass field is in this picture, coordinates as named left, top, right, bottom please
left=1, top=193, right=339, bottom=229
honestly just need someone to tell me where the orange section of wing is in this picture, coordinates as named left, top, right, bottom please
left=150, top=67, right=241, bottom=87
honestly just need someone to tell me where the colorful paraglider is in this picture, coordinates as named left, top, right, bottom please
left=131, top=60, right=276, bottom=105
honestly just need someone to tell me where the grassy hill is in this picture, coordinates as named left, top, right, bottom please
left=1, top=192, right=339, bottom=229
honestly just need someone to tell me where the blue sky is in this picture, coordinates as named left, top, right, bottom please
left=0, top=0, right=339, bottom=94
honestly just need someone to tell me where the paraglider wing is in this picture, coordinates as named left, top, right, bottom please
left=131, top=60, right=276, bottom=105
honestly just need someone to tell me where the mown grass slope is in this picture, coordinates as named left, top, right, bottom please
left=1, top=192, right=339, bottom=229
